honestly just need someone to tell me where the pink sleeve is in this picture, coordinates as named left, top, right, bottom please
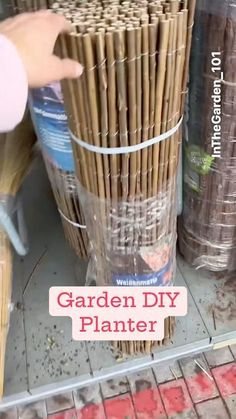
left=0, top=34, right=28, bottom=133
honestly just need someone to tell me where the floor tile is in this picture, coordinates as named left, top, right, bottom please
left=224, top=394, right=236, bottom=419
left=128, top=369, right=166, bottom=418
left=47, top=409, right=77, bottom=419
left=205, top=348, right=233, bottom=368
left=46, top=393, right=74, bottom=414
left=0, top=408, right=17, bottom=419
left=212, top=363, right=236, bottom=397
left=180, top=355, right=218, bottom=403
left=104, top=393, right=136, bottom=419
left=18, top=401, right=47, bottom=419
left=195, top=397, right=229, bottom=419
left=100, top=377, right=129, bottom=399
left=153, top=361, right=182, bottom=384
left=128, top=369, right=157, bottom=394
left=74, top=384, right=106, bottom=419
left=76, top=403, right=106, bottom=419
left=159, top=378, right=197, bottom=418
left=133, top=388, right=166, bottom=418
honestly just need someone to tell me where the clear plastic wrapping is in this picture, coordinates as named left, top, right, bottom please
left=79, top=179, right=177, bottom=286
left=44, top=154, right=89, bottom=259
left=179, top=0, right=236, bottom=271
left=29, top=84, right=89, bottom=259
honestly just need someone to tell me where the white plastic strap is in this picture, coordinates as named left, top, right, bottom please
left=58, top=208, right=86, bottom=229
left=69, top=116, right=183, bottom=155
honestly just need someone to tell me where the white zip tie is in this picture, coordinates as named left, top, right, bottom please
left=58, top=208, right=87, bottom=229
left=70, top=116, right=183, bottom=155
left=169, top=367, right=178, bottom=380
left=194, top=360, right=214, bottom=381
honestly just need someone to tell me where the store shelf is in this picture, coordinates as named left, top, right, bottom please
left=1, top=158, right=236, bottom=410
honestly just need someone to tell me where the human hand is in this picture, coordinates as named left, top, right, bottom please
left=0, top=11, right=83, bottom=88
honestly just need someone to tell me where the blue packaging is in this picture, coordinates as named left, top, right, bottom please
left=112, top=259, right=174, bottom=286
left=29, top=82, right=75, bottom=172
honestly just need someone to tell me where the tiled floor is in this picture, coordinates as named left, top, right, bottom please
left=1, top=346, right=236, bottom=419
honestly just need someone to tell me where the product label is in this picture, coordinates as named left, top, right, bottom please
left=184, top=145, right=214, bottom=192
left=30, top=83, right=74, bottom=172
left=112, top=260, right=173, bottom=286
left=112, top=235, right=174, bottom=286
left=185, top=145, right=214, bottom=175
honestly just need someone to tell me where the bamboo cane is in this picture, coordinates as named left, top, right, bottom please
left=0, top=231, right=12, bottom=399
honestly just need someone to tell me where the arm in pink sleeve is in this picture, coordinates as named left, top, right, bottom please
left=0, top=34, right=28, bottom=133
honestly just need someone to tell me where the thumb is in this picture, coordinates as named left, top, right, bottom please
left=46, top=56, right=83, bottom=83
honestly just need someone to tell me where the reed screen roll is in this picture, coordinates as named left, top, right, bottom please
left=179, top=0, right=236, bottom=272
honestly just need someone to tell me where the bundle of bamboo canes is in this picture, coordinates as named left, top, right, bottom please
left=0, top=230, right=12, bottom=399
left=179, top=0, right=236, bottom=272
left=0, top=112, right=35, bottom=398
left=53, top=0, right=195, bottom=354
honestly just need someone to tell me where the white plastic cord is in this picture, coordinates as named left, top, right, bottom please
left=58, top=208, right=87, bottom=229
left=70, top=116, right=183, bottom=155
left=222, top=79, right=236, bottom=87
